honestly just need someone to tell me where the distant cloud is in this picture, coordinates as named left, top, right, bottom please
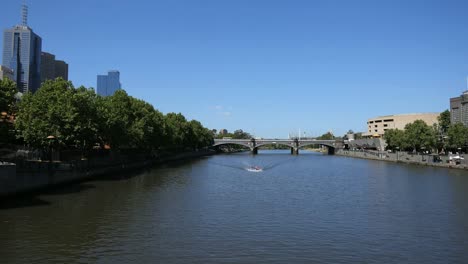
left=211, top=105, right=232, bottom=118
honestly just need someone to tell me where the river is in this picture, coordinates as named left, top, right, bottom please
left=1, top=150, right=468, bottom=263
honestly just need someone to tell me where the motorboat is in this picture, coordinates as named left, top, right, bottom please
left=247, top=166, right=263, bottom=172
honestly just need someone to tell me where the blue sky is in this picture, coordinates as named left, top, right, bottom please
left=1, top=0, right=467, bottom=138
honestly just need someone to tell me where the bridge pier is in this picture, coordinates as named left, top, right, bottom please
left=327, top=147, right=335, bottom=155
left=252, top=147, right=258, bottom=155
left=291, top=147, right=299, bottom=155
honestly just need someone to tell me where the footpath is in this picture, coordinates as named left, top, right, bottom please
left=336, top=149, right=468, bottom=171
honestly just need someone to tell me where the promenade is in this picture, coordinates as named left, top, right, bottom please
left=336, top=149, right=468, bottom=170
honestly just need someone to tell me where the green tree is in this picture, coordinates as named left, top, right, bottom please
left=438, top=110, right=451, bottom=134
left=164, top=113, right=189, bottom=150
left=403, top=120, right=436, bottom=152
left=99, top=90, right=134, bottom=149
left=0, top=78, right=17, bottom=114
left=15, top=79, right=101, bottom=151
left=383, top=129, right=406, bottom=150
left=0, top=78, right=18, bottom=143
left=447, top=123, right=468, bottom=150
left=317, top=132, right=334, bottom=140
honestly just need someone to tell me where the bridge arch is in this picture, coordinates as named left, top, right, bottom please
left=212, top=142, right=252, bottom=149
left=298, top=142, right=335, bottom=149
left=255, top=142, right=294, bottom=149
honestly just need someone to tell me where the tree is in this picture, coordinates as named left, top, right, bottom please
left=438, top=110, right=451, bottom=135
left=99, top=90, right=134, bottom=149
left=447, top=123, right=468, bottom=151
left=164, top=112, right=189, bottom=150
left=0, top=78, right=18, bottom=143
left=15, top=79, right=101, bottom=152
left=317, top=132, right=334, bottom=140
left=233, top=129, right=252, bottom=139
left=383, top=129, right=406, bottom=150
left=0, top=78, right=17, bottom=114
left=403, top=120, right=436, bottom=152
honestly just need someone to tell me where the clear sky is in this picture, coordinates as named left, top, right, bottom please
left=1, top=0, right=467, bottom=138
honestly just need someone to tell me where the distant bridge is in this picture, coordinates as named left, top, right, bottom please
left=213, top=138, right=341, bottom=155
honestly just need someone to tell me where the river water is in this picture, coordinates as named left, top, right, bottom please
left=2, top=150, right=468, bottom=263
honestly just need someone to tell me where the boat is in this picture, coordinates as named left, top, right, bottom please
left=247, top=166, right=263, bottom=172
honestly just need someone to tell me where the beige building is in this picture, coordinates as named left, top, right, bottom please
left=363, top=113, right=440, bottom=137
left=0, top=65, right=14, bottom=81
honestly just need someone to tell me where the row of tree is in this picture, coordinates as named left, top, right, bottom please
left=1, top=78, right=214, bottom=155
left=384, top=110, right=467, bottom=152
left=214, top=129, right=253, bottom=139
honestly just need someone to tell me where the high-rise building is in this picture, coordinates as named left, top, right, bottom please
left=2, top=3, right=42, bottom=93
left=40, top=52, right=68, bottom=83
left=450, top=91, right=468, bottom=127
left=97, top=70, right=121, bottom=96
left=54, top=60, right=68, bottom=81
left=0, top=65, right=14, bottom=81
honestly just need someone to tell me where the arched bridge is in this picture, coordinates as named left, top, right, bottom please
left=213, top=138, right=340, bottom=155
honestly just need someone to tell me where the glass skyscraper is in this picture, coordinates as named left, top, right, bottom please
left=97, top=70, right=121, bottom=96
left=2, top=4, right=42, bottom=93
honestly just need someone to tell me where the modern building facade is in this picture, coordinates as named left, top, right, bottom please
left=54, top=60, right=68, bottom=81
left=0, top=65, right=14, bottom=80
left=97, top=70, right=121, bottom=96
left=40, top=52, right=68, bottom=83
left=363, top=113, right=440, bottom=137
left=2, top=4, right=42, bottom=93
left=450, top=91, right=468, bottom=127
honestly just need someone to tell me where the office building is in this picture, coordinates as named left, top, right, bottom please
left=363, top=113, right=440, bottom=137
left=450, top=91, right=468, bottom=127
left=97, top=70, right=121, bottom=96
left=40, top=52, right=68, bottom=83
left=2, top=4, right=42, bottom=93
left=0, top=65, right=14, bottom=81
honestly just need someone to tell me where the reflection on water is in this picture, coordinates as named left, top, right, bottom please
left=1, top=150, right=468, bottom=263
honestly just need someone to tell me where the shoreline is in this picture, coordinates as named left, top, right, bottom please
left=0, top=149, right=217, bottom=197
left=335, top=149, right=468, bottom=171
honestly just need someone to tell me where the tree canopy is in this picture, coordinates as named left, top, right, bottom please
left=14, top=79, right=214, bottom=155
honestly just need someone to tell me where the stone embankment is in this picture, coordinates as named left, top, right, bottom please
left=336, top=149, right=468, bottom=170
left=0, top=149, right=215, bottom=197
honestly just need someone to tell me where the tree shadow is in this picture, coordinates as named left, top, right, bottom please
left=41, top=183, right=96, bottom=195
left=0, top=195, right=50, bottom=210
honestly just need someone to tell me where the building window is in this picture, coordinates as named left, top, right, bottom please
left=374, top=129, right=378, bottom=132
left=384, top=119, right=394, bottom=122
left=375, top=120, right=382, bottom=123
left=369, top=121, right=374, bottom=124
left=374, top=125, right=377, bottom=128
left=384, top=124, right=388, bottom=127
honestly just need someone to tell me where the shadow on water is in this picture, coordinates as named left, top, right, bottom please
left=0, top=195, right=51, bottom=210
left=42, top=183, right=96, bottom=195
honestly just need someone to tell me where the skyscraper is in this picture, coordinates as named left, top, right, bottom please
left=97, top=70, right=121, bottom=96
left=40, top=51, right=69, bottom=83
left=2, top=3, right=42, bottom=93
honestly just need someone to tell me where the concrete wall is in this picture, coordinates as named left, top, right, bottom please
left=346, top=138, right=386, bottom=151
left=0, top=163, right=17, bottom=195
left=336, top=149, right=468, bottom=170
left=0, top=149, right=215, bottom=197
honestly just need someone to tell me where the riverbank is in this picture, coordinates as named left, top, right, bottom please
left=0, top=149, right=216, bottom=197
left=336, top=149, right=468, bottom=170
